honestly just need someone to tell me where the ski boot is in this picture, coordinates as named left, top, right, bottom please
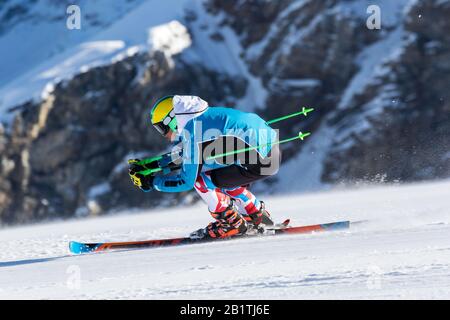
left=243, top=201, right=274, bottom=233
left=190, top=201, right=248, bottom=239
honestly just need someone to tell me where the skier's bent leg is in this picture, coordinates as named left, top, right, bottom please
left=224, top=186, right=260, bottom=215
left=205, top=156, right=279, bottom=227
left=224, top=187, right=273, bottom=226
left=192, top=172, right=247, bottom=239
left=194, top=171, right=230, bottom=212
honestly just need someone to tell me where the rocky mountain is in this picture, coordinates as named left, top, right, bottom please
left=0, top=0, right=449, bottom=224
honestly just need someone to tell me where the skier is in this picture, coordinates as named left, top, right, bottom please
left=128, top=95, right=281, bottom=239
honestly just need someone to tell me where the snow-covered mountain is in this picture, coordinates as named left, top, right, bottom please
left=0, top=0, right=449, bottom=224
left=1, top=179, right=449, bottom=299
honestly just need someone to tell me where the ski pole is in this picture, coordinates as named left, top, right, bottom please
left=206, top=131, right=311, bottom=161
left=136, top=161, right=181, bottom=176
left=266, top=107, right=314, bottom=125
left=135, top=131, right=311, bottom=175
left=134, top=149, right=181, bottom=166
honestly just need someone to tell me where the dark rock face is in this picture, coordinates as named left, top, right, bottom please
left=207, top=0, right=450, bottom=184
left=322, top=0, right=450, bottom=183
left=0, top=50, right=246, bottom=224
left=206, top=0, right=294, bottom=47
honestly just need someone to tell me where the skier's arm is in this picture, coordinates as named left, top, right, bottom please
left=153, top=125, right=200, bottom=193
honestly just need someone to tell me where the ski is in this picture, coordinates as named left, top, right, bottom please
left=69, top=220, right=350, bottom=254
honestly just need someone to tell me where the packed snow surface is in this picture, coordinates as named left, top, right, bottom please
left=1, top=180, right=450, bottom=299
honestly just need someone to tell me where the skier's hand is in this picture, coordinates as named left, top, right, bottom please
left=128, top=158, right=159, bottom=173
left=128, top=166, right=155, bottom=192
left=128, top=159, right=144, bottom=174
left=128, top=159, right=154, bottom=192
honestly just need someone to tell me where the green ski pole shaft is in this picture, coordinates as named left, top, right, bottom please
left=206, top=131, right=311, bottom=161
left=137, top=149, right=182, bottom=166
left=138, top=132, right=311, bottom=174
left=134, top=107, right=314, bottom=172
left=139, top=162, right=181, bottom=176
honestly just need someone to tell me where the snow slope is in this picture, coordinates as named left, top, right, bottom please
left=1, top=179, right=450, bottom=299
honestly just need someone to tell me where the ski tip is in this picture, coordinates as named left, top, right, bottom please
left=69, top=241, right=86, bottom=254
left=350, top=219, right=369, bottom=226
left=320, top=220, right=350, bottom=230
left=69, top=241, right=99, bottom=255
